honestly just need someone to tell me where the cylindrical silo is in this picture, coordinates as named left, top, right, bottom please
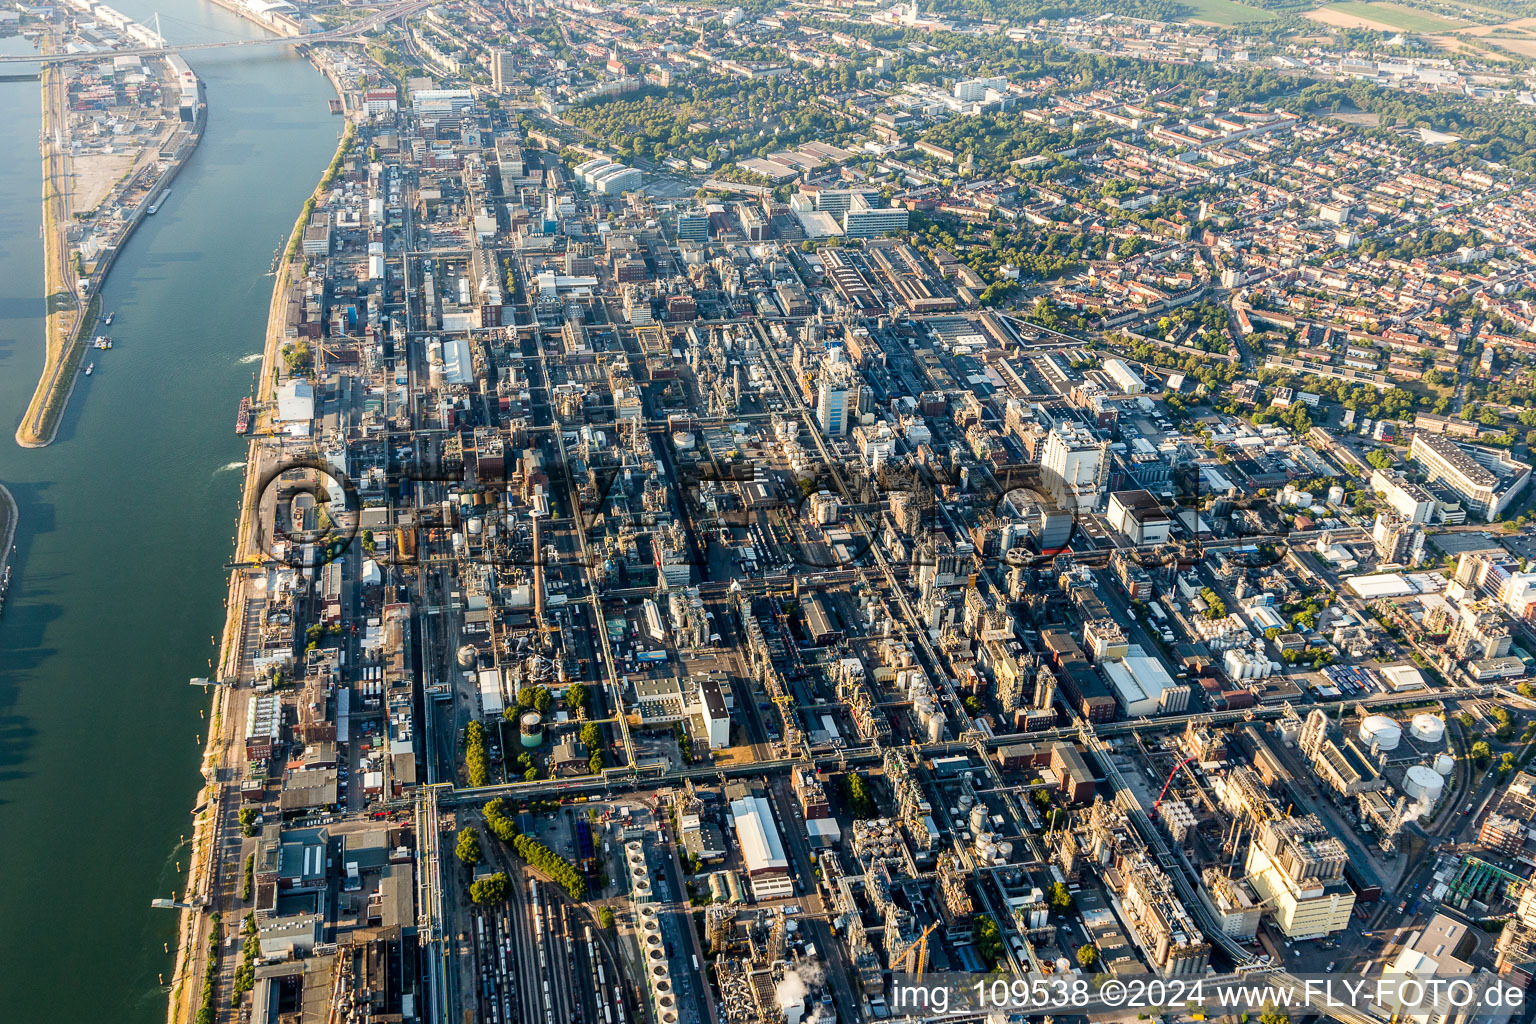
left=1409, top=714, right=1445, bottom=745
left=1404, top=765, right=1444, bottom=804
left=1358, top=715, right=1401, bottom=752
left=519, top=710, right=544, bottom=748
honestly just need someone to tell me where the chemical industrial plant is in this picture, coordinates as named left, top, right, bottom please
left=7, top=0, right=1536, bottom=1021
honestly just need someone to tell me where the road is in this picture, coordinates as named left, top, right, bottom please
left=441, top=681, right=1515, bottom=806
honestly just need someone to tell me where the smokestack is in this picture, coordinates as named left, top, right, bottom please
left=777, top=970, right=808, bottom=1024
left=531, top=510, right=545, bottom=627
left=1033, top=669, right=1056, bottom=712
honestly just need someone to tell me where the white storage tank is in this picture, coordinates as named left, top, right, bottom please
left=927, top=716, right=944, bottom=743
left=1358, top=715, right=1402, bottom=752
left=1434, top=753, right=1455, bottom=776
left=1403, top=764, right=1444, bottom=803
left=1409, top=713, right=1445, bottom=745
left=1328, top=485, right=1345, bottom=505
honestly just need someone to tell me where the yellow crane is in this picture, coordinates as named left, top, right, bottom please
left=914, top=921, right=940, bottom=975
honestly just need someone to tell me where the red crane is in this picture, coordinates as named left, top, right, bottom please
left=1149, top=754, right=1197, bottom=820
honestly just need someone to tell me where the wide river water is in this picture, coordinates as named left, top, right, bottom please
left=0, top=4, right=336, bottom=1019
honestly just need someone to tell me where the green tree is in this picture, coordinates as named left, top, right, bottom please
left=238, top=807, right=259, bottom=837
left=464, top=721, right=490, bottom=787
left=973, top=914, right=1004, bottom=968
left=1049, top=881, right=1074, bottom=912
left=567, top=682, right=590, bottom=716
left=470, top=872, right=510, bottom=904
left=282, top=339, right=312, bottom=375
left=456, top=826, right=483, bottom=867
left=844, top=772, right=876, bottom=819
left=580, top=722, right=602, bottom=751
left=1077, top=944, right=1098, bottom=968
left=1471, top=740, right=1492, bottom=766
left=599, top=906, right=616, bottom=929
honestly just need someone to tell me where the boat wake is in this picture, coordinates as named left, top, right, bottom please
left=216, top=461, right=245, bottom=473
left=237, top=352, right=263, bottom=364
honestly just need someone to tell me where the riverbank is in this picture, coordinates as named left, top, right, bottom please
left=203, top=0, right=306, bottom=37
left=0, top=482, right=16, bottom=580
left=16, top=41, right=206, bottom=449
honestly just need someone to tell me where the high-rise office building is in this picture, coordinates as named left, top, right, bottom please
left=492, top=49, right=517, bottom=93
left=1041, top=423, right=1105, bottom=511
left=676, top=209, right=709, bottom=242
left=841, top=192, right=909, bottom=238
left=816, top=362, right=857, bottom=437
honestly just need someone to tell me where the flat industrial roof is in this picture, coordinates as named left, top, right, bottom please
left=730, top=794, right=788, bottom=875
left=1344, top=574, right=1417, bottom=599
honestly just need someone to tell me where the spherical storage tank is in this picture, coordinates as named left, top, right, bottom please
left=1358, top=715, right=1402, bottom=751
left=519, top=711, right=544, bottom=748
left=1404, top=764, right=1444, bottom=803
left=1409, top=714, right=1445, bottom=745
left=1434, top=753, right=1455, bottom=776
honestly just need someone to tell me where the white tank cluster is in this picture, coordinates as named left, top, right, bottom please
left=626, top=841, right=652, bottom=903
left=1409, top=713, right=1445, bottom=745
left=1403, top=764, right=1444, bottom=804
left=904, top=670, right=949, bottom=740
left=1224, top=648, right=1278, bottom=679
left=636, top=902, right=678, bottom=1024
left=1358, top=715, right=1402, bottom=752
left=972, top=831, right=1011, bottom=866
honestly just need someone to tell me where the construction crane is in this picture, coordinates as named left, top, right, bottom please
left=914, top=921, right=940, bottom=975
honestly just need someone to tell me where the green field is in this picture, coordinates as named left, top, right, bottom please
left=1315, top=0, right=1469, bottom=31
left=1179, top=0, right=1277, bottom=24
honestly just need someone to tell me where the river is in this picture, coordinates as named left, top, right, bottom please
left=0, top=5, right=337, bottom=1021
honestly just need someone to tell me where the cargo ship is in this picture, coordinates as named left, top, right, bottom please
left=235, top=396, right=251, bottom=434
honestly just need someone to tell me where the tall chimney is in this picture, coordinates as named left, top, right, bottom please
left=531, top=510, right=545, bottom=627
